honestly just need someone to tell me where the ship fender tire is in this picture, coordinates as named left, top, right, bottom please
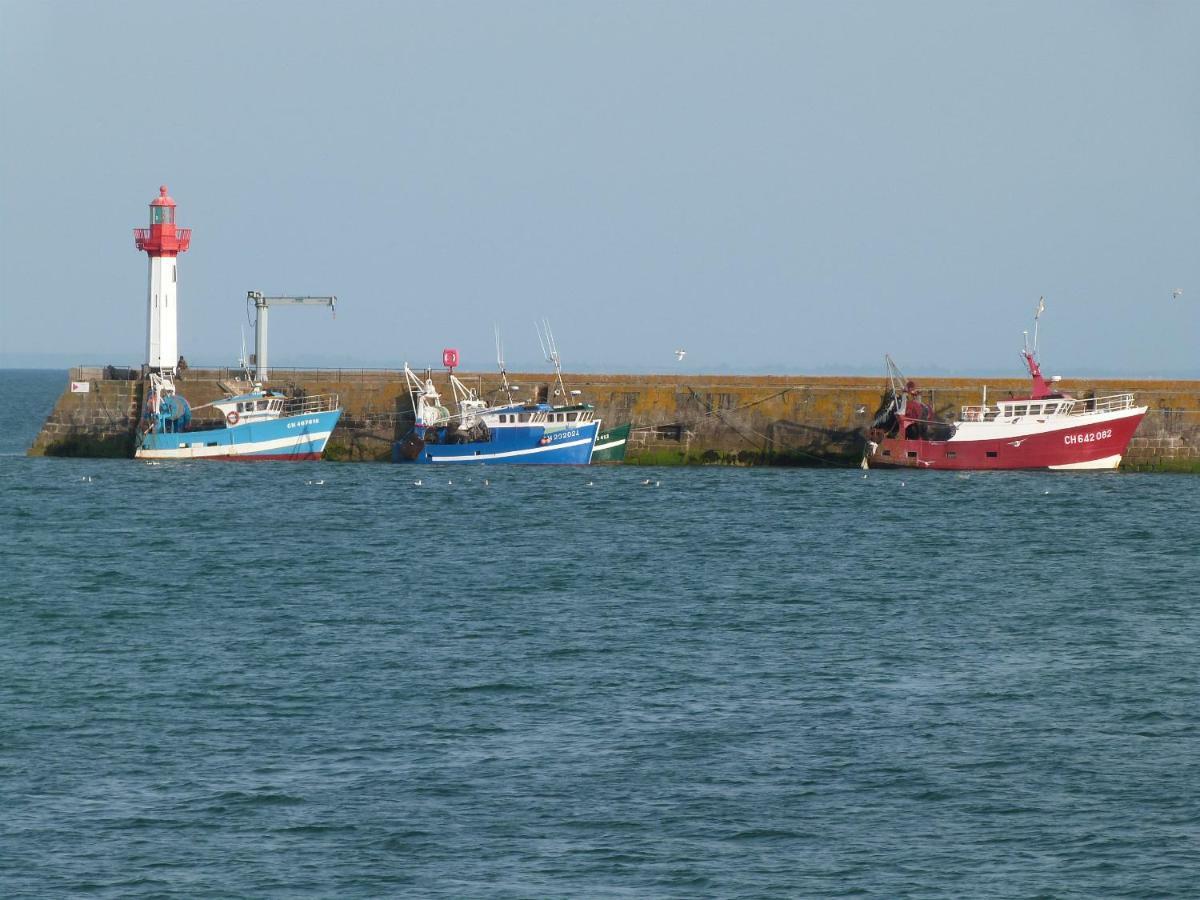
left=227, top=411, right=240, bottom=426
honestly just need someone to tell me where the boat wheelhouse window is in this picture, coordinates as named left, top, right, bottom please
left=567, top=412, right=578, bottom=421
left=1028, top=404, right=1042, bottom=416
left=519, top=413, right=530, bottom=423
left=1013, top=405, right=1027, bottom=416
left=258, top=400, right=268, bottom=410
left=499, top=414, right=507, bottom=423
left=1043, top=403, right=1057, bottom=414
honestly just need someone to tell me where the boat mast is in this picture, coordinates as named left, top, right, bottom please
left=495, top=324, right=515, bottom=404
left=536, top=319, right=569, bottom=404
left=1022, top=297, right=1052, bottom=399
left=1032, top=296, right=1044, bottom=359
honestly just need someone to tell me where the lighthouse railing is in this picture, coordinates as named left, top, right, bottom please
left=133, top=227, right=191, bottom=251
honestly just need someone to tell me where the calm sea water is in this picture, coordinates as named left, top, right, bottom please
left=3, top=369, right=1199, bottom=897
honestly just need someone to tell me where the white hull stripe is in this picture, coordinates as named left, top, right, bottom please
left=137, top=431, right=332, bottom=459
left=428, top=435, right=595, bottom=463
left=1047, top=454, right=1123, bottom=471
left=593, top=438, right=627, bottom=452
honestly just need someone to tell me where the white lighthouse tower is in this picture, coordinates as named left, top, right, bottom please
left=133, top=186, right=191, bottom=373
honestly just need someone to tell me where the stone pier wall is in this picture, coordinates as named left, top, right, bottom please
left=28, top=367, right=1200, bottom=471
left=28, top=373, right=143, bottom=458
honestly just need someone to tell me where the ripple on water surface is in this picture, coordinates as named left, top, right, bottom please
left=1, top=437, right=1199, bottom=896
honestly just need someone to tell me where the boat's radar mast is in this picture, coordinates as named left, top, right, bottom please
left=1022, top=297, right=1053, bottom=399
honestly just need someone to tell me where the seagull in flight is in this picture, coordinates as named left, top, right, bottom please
left=674, top=349, right=686, bottom=361
left=1173, top=288, right=1184, bottom=300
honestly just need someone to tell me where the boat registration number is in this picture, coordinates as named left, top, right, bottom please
left=540, top=429, right=580, bottom=445
left=1064, top=428, right=1112, bottom=445
left=287, top=418, right=320, bottom=429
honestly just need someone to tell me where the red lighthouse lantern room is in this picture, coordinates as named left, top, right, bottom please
left=134, top=185, right=191, bottom=256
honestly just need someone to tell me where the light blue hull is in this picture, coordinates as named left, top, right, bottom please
left=136, top=410, right=342, bottom=460
left=394, top=420, right=599, bottom=464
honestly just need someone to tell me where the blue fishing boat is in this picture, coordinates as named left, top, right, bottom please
left=135, top=373, right=342, bottom=461
left=392, top=365, right=599, bottom=465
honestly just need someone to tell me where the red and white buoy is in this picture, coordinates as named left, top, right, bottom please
left=133, top=186, right=191, bottom=373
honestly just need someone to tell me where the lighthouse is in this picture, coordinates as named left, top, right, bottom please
left=133, top=186, right=191, bottom=373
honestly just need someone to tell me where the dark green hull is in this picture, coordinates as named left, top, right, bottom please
left=592, top=422, right=631, bottom=463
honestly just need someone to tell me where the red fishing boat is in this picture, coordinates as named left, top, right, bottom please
left=863, top=303, right=1147, bottom=471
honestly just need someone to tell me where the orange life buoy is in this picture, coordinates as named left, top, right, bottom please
left=226, top=410, right=240, bottom=426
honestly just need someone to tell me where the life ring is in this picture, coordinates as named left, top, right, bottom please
left=226, top=410, right=240, bottom=426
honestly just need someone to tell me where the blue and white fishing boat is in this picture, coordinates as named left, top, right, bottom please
left=392, top=365, right=600, bottom=464
left=135, top=373, right=342, bottom=461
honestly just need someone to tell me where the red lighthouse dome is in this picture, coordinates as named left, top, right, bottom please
left=134, top=185, right=191, bottom=256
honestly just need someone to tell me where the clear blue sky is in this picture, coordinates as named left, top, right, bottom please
left=1, top=1, right=1197, bottom=376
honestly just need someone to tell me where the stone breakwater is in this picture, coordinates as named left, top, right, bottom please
left=29, top=367, right=1200, bottom=471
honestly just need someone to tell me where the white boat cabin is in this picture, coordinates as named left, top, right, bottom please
left=960, top=393, right=1135, bottom=424
left=215, top=391, right=287, bottom=427
left=489, top=407, right=595, bottom=427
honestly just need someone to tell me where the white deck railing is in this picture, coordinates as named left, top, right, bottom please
left=959, top=392, right=1136, bottom=423
left=284, top=393, right=340, bottom=415
left=1086, top=393, right=1137, bottom=414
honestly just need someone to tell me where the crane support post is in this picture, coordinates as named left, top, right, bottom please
left=247, top=291, right=337, bottom=382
